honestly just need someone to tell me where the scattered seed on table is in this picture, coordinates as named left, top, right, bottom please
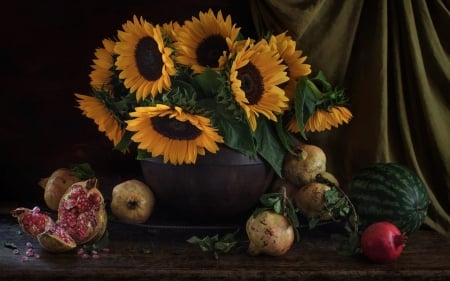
left=25, top=249, right=34, bottom=257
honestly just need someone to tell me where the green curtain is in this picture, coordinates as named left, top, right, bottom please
left=250, top=0, right=450, bottom=237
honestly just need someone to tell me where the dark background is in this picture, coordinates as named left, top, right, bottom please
left=1, top=0, right=256, bottom=205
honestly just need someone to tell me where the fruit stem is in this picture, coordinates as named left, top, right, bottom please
left=86, top=178, right=98, bottom=190
left=305, top=78, right=325, bottom=100
left=282, top=187, right=288, bottom=216
left=316, top=174, right=359, bottom=233
left=394, top=233, right=408, bottom=247
left=328, top=179, right=359, bottom=234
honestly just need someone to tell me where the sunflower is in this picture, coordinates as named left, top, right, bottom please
left=74, top=93, right=125, bottom=147
left=175, top=9, right=240, bottom=73
left=268, top=32, right=311, bottom=101
left=126, top=104, right=224, bottom=165
left=114, top=15, right=176, bottom=100
left=229, top=39, right=289, bottom=131
left=287, top=106, right=353, bottom=133
left=161, top=21, right=181, bottom=42
left=89, top=38, right=116, bottom=92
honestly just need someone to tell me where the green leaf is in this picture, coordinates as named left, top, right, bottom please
left=70, top=163, right=95, bottom=180
left=142, top=248, right=153, bottom=254
left=286, top=198, right=300, bottom=229
left=83, top=230, right=109, bottom=252
left=193, top=69, right=223, bottom=97
left=293, top=78, right=317, bottom=139
left=253, top=188, right=301, bottom=241
left=274, top=116, right=296, bottom=154
left=186, top=229, right=240, bottom=260
left=324, top=188, right=341, bottom=205
left=114, top=130, right=134, bottom=152
left=331, top=232, right=361, bottom=256
left=259, top=195, right=280, bottom=207
left=311, top=71, right=332, bottom=91
left=186, top=236, right=202, bottom=244
left=136, top=149, right=151, bottom=160
left=254, top=117, right=287, bottom=177
left=219, top=118, right=256, bottom=156
left=4, top=242, right=17, bottom=250
left=209, top=101, right=256, bottom=156
left=273, top=200, right=282, bottom=214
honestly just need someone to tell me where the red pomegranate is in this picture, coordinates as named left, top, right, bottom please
left=11, top=206, right=55, bottom=237
left=11, top=178, right=107, bottom=252
left=360, top=221, right=407, bottom=263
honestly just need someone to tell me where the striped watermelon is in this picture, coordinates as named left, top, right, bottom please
left=348, top=163, right=429, bottom=234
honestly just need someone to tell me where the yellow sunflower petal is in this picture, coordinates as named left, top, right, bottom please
left=74, top=93, right=125, bottom=146
left=89, top=38, right=116, bottom=92
left=229, top=40, right=289, bottom=131
left=175, top=9, right=240, bottom=73
left=115, top=15, right=175, bottom=100
left=126, top=105, right=224, bottom=165
left=267, top=32, right=312, bottom=101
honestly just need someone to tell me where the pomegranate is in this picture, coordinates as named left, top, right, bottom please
left=246, top=210, right=295, bottom=256
left=39, top=168, right=80, bottom=211
left=11, top=178, right=107, bottom=252
left=282, top=143, right=327, bottom=187
left=293, top=182, right=332, bottom=220
left=110, top=179, right=155, bottom=224
left=37, top=226, right=77, bottom=253
left=361, top=221, right=407, bottom=263
left=11, top=206, right=55, bottom=237
left=57, top=178, right=107, bottom=244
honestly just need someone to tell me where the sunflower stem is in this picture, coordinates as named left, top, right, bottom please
left=305, top=78, right=324, bottom=100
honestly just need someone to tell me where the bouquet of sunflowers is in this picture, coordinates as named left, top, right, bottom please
left=75, top=9, right=352, bottom=177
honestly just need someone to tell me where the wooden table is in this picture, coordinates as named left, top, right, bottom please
left=1, top=213, right=449, bottom=281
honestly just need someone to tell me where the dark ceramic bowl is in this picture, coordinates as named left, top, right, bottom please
left=140, top=145, right=274, bottom=222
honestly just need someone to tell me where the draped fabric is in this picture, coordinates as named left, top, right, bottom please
left=250, top=0, right=450, bottom=236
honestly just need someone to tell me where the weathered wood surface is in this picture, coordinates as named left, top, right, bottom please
left=1, top=215, right=449, bottom=281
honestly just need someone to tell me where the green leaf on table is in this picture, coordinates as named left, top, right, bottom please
left=186, top=229, right=240, bottom=260
left=83, top=230, right=109, bottom=252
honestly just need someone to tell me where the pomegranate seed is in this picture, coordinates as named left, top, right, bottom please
left=12, top=249, right=20, bottom=255
left=26, top=242, right=33, bottom=248
left=20, top=256, right=30, bottom=262
left=82, top=253, right=90, bottom=259
left=34, top=253, right=40, bottom=259
left=92, top=254, right=100, bottom=259
left=91, top=250, right=98, bottom=255
left=26, top=249, right=34, bottom=257
left=77, top=248, right=85, bottom=255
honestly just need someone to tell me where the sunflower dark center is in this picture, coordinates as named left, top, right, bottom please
left=151, top=116, right=201, bottom=140
left=135, top=36, right=163, bottom=81
left=237, top=62, right=264, bottom=105
left=196, top=35, right=228, bottom=68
